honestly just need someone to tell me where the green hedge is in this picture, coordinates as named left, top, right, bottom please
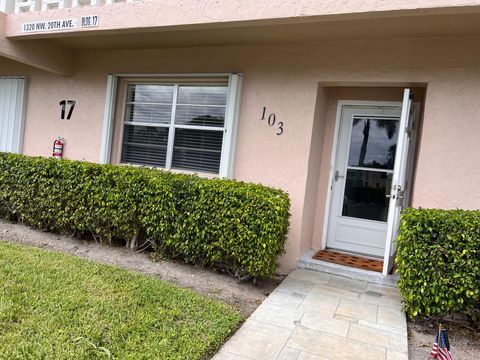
left=396, top=208, right=480, bottom=321
left=0, top=153, right=290, bottom=279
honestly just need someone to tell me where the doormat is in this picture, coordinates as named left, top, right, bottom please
left=312, top=250, right=383, bottom=273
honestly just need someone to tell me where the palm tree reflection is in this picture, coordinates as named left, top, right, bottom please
left=352, top=118, right=398, bottom=169
left=342, top=118, right=398, bottom=221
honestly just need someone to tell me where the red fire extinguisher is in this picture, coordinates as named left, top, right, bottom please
left=52, top=137, right=64, bottom=159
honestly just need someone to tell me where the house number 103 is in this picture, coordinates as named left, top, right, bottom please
left=261, top=107, right=284, bottom=135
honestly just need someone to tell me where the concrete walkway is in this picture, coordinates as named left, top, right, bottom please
left=214, top=269, right=407, bottom=360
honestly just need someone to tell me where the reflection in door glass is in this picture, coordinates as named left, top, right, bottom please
left=348, top=117, right=399, bottom=170
left=342, top=169, right=393, bottom=222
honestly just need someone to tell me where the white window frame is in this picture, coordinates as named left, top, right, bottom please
left=100, top=73, right=243, bottom=179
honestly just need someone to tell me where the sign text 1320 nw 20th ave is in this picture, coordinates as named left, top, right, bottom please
left=22, top=16, right=99, bottom=33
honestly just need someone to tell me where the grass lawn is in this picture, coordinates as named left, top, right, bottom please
left=0, top=242, right=242, bottom=359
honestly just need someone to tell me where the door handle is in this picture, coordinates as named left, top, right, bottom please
left=334, top=170, right=344, bottom=182
left=396, top=189, right=405, bottom=200
left=386, top=185, right=404, bottom=201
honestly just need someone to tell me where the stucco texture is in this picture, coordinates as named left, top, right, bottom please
left=1, top=35, right=479, bottom=272
left=7, top=0, right=480, bottom=38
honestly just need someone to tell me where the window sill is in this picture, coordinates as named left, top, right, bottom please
left=118, top=162, right=221, bottom=180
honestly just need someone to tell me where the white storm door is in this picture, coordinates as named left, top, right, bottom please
left=383, top=89, right=414, bottom=275
left=0, top=77, right=27, bottom=154
left=326, top=103, right=402, bottom=257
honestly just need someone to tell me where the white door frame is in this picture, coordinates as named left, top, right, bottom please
left=320, top=98, right=419, bottom=275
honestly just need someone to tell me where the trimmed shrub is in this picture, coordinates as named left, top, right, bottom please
left=0, top=153, right=290, bottom=279
left=396, top=208, right=480, bottom=321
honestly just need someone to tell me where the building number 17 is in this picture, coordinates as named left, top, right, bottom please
left=59, top=100, right=76, bottom=120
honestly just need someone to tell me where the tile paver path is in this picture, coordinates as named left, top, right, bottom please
left=213, top=269, right=407, bottom=360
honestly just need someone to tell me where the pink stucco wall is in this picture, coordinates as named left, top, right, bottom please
left=0, top=12, right=71, bottom=75
left=1, top=35, right=480, bottom=272
left=6, top=0, right=480, bottom=38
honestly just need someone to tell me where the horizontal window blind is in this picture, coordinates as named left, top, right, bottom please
left=121, top=125, right=168, bottom=167
left=177, top=86, right=228, bottom=106
left=125, top=104, right=172, bottom=124
left=172, top=128, right=223, bottom=173
left=120, top=83, right=228, bottom=174
left=125, top=85, right=174, bottom=125
left=127, top=84, right=174, bottom=103
left=0, top=77, right=27, bottom=154
left=174, top=105, right=225, bottom=127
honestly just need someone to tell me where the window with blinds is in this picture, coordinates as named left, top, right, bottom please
left=120, top=83, right=228, bottom=174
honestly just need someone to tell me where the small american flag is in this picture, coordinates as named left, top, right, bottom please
left=431, top=327, right=454, bottom=360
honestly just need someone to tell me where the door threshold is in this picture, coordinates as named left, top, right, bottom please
left=298, top=250, right=398, bottom=287
left=313, top=249, right=383, bottom=273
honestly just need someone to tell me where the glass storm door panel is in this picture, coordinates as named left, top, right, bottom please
left=326, top=104, right=402, bottom=258
left=383, top=89, right=416, bottom=275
